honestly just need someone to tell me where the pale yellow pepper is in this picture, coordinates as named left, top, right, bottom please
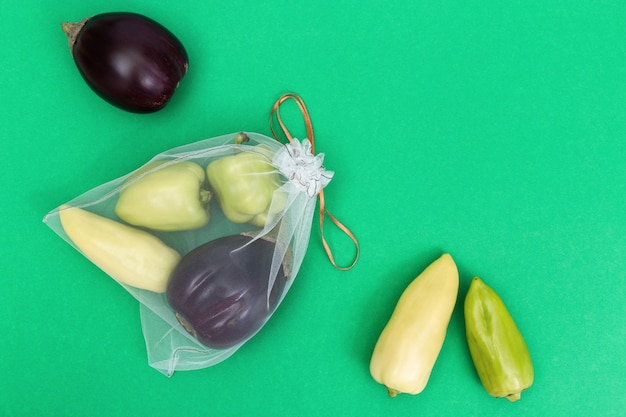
left=370, top=254, right=459, bottom=396
left=59, top=205, right=181, bottom=293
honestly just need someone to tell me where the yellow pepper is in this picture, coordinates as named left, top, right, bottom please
left=115, top=161, right=211, bottom=231
left=59, top=205, right=181, bottom=293
left=464, top=276, right=534, bottom=402
left=206, top=145, right=283, bottom=227
left=370, top=254, right=459, bottom=396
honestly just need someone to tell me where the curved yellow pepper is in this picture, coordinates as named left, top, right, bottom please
left=115, top=161, right=211, bottom=231
left=370, top=254, right=459, bottom=397
left=207, top=147, right=283, bottom=227
left=59, top=205, right=181, bottom=293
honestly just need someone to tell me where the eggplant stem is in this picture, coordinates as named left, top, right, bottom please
left=175, top=312, right=197, bottom=338
left=61, top=18, right=89, bottom=52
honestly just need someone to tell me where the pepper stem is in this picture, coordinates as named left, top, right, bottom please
left=234, top=132, right=250, bottom=145
left=386, top=387, right=400, bottom=398
left=200, top=188, right=212, bottom=207
left=506, top=392, right=521, bottom=402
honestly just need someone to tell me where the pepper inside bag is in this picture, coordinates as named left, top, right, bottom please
left=43, top=129, right=338, bottom=376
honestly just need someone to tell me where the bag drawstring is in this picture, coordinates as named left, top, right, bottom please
left=270, top=93, right=360, bottom=271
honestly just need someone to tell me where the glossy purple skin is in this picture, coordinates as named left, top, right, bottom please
left=166, top=234, right=288, bottom=349
left=70, top=12, right=188, bottom=113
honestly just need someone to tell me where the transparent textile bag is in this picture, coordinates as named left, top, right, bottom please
left=43, top=94, right=358, bottom=376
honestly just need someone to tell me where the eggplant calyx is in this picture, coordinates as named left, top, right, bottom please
left=175, top=312, right=197, bottom=338
left=61, top=18, right=89, bottom=52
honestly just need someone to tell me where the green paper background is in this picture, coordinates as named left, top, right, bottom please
left=2, top=1, right=625, bottom=416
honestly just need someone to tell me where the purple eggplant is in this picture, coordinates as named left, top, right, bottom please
left=62, top=12, right=188, bottom=113
left=166, top=234, right=289, bottom=349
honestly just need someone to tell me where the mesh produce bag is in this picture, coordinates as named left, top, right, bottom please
left=43, top=94, right=358, bottom=376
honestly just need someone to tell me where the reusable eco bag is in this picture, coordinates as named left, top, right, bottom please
left=43, top=94, right=358, bottom=376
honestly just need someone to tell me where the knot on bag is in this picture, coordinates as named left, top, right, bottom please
left=273, top=138, right=334, bottom=198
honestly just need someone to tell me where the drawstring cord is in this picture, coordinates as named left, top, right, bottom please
left=270, top=93, right=360, bottom=270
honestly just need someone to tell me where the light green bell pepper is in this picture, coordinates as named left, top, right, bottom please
left=115, top=161, right=211, bottom=231
left=207, top=146, right=283, bottom=227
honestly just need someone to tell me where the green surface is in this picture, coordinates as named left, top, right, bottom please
left=2, top=1, right=625, bottom=416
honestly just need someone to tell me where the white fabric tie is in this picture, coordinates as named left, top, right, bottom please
left=273, top=138, right=334, bottom=198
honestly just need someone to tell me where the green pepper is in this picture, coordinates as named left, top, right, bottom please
left=115, top=161, right=211, bottom=231
left=206, top=146, right=283, bottom=227
left=464, top=276, right=534, bottom=402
